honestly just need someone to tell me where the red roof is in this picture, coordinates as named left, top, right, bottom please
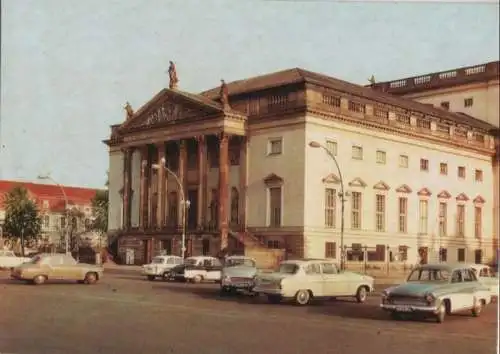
left=0, top=180, right=101, bottom=212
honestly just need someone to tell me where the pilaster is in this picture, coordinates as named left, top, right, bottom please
left=156, top=143, right=165, bottom=227
left=196, top=136, right=207, bottom=228
left=218, top=133, right=230, bottom=250
left=239, top=136, right=249, bottom=230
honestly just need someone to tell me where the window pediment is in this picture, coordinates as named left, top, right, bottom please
left=437, top=190, right=451, bottom=199
left=322, top=173, right=340, bottom=184
left=456, top=193, right=469, bottom=202
left=417, top=188, right=432, bottom=197
left=395, top=184, right=412, bottom=193
left=263, top=173, right=284, bottom=186
left=373, top=181, right=390, bottom=191
left=348, top=177, right=367, bottom=188
left=473, top=195, right=485, bottom=204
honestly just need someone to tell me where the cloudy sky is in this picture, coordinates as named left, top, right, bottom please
left=1, top=0, right=498, bottom=188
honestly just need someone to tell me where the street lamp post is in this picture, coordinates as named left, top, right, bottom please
left=309, top=141, right=347, bottom=270
left=152, top=157, right=190, bottom=259
left=37, top=175, right=70, bottom=255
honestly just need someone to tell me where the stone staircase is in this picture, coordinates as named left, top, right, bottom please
left=228, top=229, right=284, bottom=269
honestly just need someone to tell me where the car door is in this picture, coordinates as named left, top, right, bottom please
left=303, top=263, right=324, bottom=296
left=449, top=269, right=473, bottom=311
left=321, top=262, right=345, bottom=296
left=206, top=259, right=222, bottom=281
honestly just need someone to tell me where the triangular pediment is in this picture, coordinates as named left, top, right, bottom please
left=395, top=184, right=412, bottom=193
left=373, top=181, right=390, bottom=190
left=473, top=195, right=485, bottom=204
left=456, top=193, right=469, bottom=202
left=263, top=173, right=284, bottom=185
left=348, top=177, right=367, bottom=188
left=322, top=173, right=340, bottom=184
left=120, top=89, right=226, bottom=131
left=437, top=190, right=451, bottom=199
left=417, top=187, right=432, bottom=197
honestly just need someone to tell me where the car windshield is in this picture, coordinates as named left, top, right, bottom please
left=184, top=258, right=198, bottom=266
left=151, top=257, right=164, bottom=264
left=407, top=268, right=450, bottom=282
left=225, top=258, right=255, bottom=268
left=277, top=263, right=299, bottom=274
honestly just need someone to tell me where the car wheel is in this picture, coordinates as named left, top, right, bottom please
left=295, top=289, right=311, bottom=306
left=33, top=275, right=46, bottom=285
left=472, top=299, right=483, bottom=317
left=355, top=286, right=368, bottom=303
left=192, top=275, right=203, bottom=284
left=162, top=272, right=171, bottom=281
left=147, top=275, right=156, bottom=281
left=436, top=303, right=446, bottom=323
left=84, top=272, right=98, bottom=285
left=220, top=287, right=231, bottom=296
left=267, top=295, right=282, bottom=304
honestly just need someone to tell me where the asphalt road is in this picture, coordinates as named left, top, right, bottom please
left=0, top=271, right=497, bottom=354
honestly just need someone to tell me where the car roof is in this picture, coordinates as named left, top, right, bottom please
left=417, top=263, right=480, bottom=272
left=281, top=258, right=333, bottom=265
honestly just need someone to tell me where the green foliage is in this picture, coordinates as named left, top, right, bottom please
left=3, top=186, right=42, bottom=243
left=91, top=189, right=108, bottom=233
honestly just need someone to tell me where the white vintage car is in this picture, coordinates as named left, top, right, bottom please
left=0, top=250, right=32, bottom=269
left=467, top=263, right=499, bottom=299
left=253, top=259, right=375, bottom=305
left=380, top=263, right=492, bottom=323
left=142, top=255, right=184, bottom=281
left=170, top=256, right=223, bottom=283
left=220, top=256, right=258, bottom=295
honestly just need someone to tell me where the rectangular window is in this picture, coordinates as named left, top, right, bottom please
left=352, top=145, right=363, bottom=160
left=439, top=202, right=447, bottom=237
left=43, top=215, right=50, bottom=228
left=268, top=138, right=283, bottom=155
left=267, top=240, right=280, bottom=249
left=398, top=197, right=408, bottom=233
left=464, top=98, right=473, bottom=107
left=351, top=192, right=362, bottom=229
left=325, top=140, right=338, bottom=156
left=399, top=155, right=409, bottom=168
left=325, top=242, right=336, bottom=258
left=398, top=246, right=408, bottom=261
left=269, top=187, right=282, bottom=227
left=457, top=205, right=465, bottom=237
left=60, top=216, right=66, bottom=229
left=474, top=207, right=482, bottom=239
left=440, top=101, right=450, bottom=110
left=376, top=150, right=386, bottom=164
left=420, top=158, right=429, bottom=171
left=418, top=200, right=428, bottom=234
left=375, top=194, right=385, bottom=232
left=440, top=163, right=448, bottom=175
left=458, top=166, right=466, bottom=179
left=440, top=248, right=448, bottom=262
left=324, top=188, right=336, bottom=228
left=457, top=248, right=465, bottom=262
left=475, top=169, right=483, bottom=182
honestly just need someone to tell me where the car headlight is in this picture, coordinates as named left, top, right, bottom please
left=424, top=293, right=435, bottom=304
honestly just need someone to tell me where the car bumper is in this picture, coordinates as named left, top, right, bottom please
left=380, top=304, right=438, bottom=313
left=222, top=282, right=254, bottom=290
left=253, top=287, right=283, bottom=295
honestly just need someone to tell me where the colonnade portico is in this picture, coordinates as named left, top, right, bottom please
left=120, top=132, right=249, bottom=255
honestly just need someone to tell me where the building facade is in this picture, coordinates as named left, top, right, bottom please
left=106, top=64, right=498, bottom=266
left=0, top=180, right=99, bottom=247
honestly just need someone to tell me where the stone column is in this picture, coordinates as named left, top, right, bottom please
left=139, top=146, right=148, bottom=229
left=178, top=140, right=187, bottom=227
left=156, top=143, right=165, bottom=228
left=218, top=133, right=230, bottom=250
left=239, top=136, right=249, bottom=230
left=122, top=147, right=133, bottom=229
left=196, top=136, right=207, bottom=229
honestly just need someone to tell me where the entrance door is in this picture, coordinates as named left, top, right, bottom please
left=474, top=249, right=482, bottom=264
left=187, top=189, right=198, bottom=229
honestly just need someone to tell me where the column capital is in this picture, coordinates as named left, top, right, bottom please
left=216, top=132, right=230, bottom=144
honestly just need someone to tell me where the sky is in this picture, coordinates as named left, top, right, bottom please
left=0, top=0, right=499, bottom=189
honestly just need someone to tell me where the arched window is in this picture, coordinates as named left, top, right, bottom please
left=230, top=187, right=239, bottom=224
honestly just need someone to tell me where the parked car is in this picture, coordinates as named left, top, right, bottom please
left=170, top=256, right=223, bottom=283
left=10, top=253, right=104, bottom=285
left=220, top=256, right=258, bottom=295
left=380, top=263, right=491, bottom=323
left=142, top=255, right=184, bottom=281
left=0, top=250, right=31, bottom=269
left=253, top=259, right=374, bottom=305
left=467, top=263, right=499, bottom=299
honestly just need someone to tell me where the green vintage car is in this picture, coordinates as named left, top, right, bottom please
left=380, top=263, right=492, bottom=323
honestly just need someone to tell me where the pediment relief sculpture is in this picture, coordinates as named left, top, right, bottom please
left=373, top=181, right=390, bottom=190
left=348, top=177, right=367, bottom=188
left=322, top=173, right=340, bottom=184
left=263, top=173, right=284, bottom=185
left=456, top=193, right=469, bottom=202
left=395, top=184, right=412, bottom=193
left=473, top=195, right=485, bottom=204
left=417, top=187, right=432, bottom=197
left=437, top=190, right=451, bottom=199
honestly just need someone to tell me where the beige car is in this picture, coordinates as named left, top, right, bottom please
left=10, top=253, right=103, bottom=285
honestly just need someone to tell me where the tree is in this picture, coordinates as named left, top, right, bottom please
left=91, top=189, right=108, bottom=233
left=3, top=186, right=42, bottom=256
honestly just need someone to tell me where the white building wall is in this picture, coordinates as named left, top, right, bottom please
left=108, top=149, right=124, bottom=231
left=303, top=115, right=494, bottom=263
